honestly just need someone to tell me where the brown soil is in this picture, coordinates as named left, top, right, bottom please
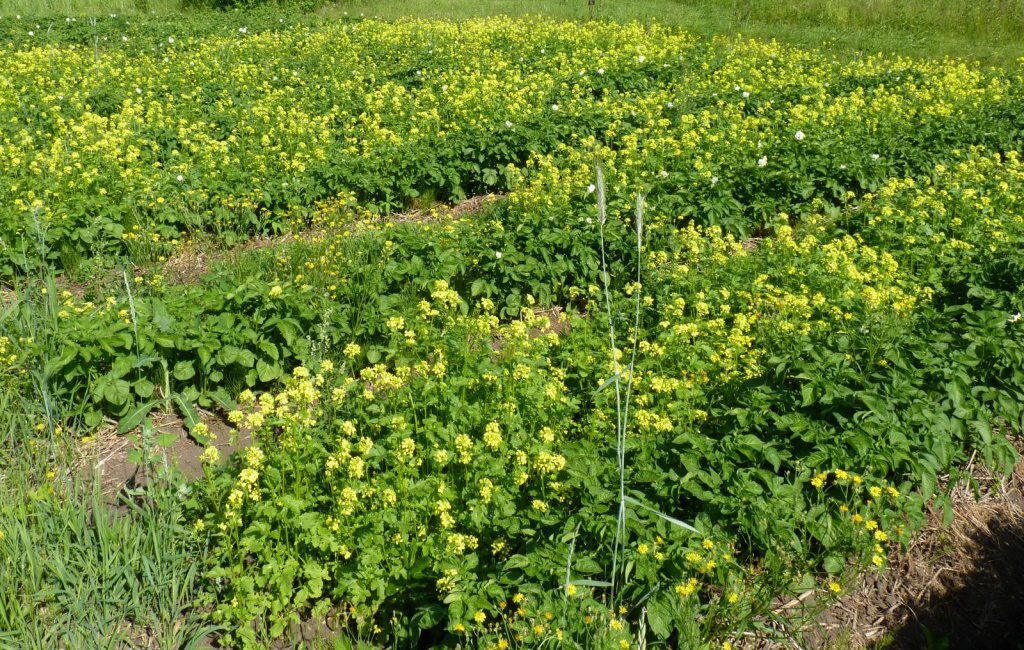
left=741, top=445, right=1024, bottom=649
left=76, top=410, right=250, bottom=500
left=161, top=193, right=503, bottom=286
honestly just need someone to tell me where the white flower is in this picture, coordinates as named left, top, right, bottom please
left=168, top=36, right=174, bottom=43
left=638, top=55, right=646, bottom=63
left=871, top=153, right=880, bottom=161
left=734, top=85, right=740, bottom=91
left=586, top=184, right=596, bottom=194
left=27, top=30, right=33, bottom=36
left=238, top=26, right=248, bottom=34
left=659, top=170, right=669, bottom=178
left=795, top=130, right=805, bottom=141
left=666, top=101, right=674, bottom=108
left=135, top=87, right=142, bottom=94
left=122, top=36, right=128, bottom=42
left=742, top=91, right=750, bottom=98
left=711, top=176, right=719, bottom=186
left=839, top=164, right=847, bottom=170
left=757, top=156, right=768, bottom=167
left=597, top=67, right=605, bottom=75
left=504, top=120, right=513, bottom=128
left=1010, top=312, right=1022, bottom=323
left=551, top=103, right=559, bottom=111
left=176, top=174, right=184, bottom=182
left=494, top=251, right=503, bottom=259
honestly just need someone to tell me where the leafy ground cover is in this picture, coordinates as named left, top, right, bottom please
left=1, top=8, right=1024, bottom=650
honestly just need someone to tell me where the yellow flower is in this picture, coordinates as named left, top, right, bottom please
left=828, top=581, right=841, bottom=593
left=474, top=610, right=487, bottom=624
left=268, top=285, right=283, bottom=298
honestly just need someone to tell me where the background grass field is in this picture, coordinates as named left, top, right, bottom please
left=1, top=0, right=1023, bottom=64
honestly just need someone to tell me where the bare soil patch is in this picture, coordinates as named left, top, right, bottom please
left=76, top=410, right=250, bottom=500
left=739, top=442, right=1024, bottom=649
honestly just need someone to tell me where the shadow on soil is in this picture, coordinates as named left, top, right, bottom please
left=884, top=514, right=1024, bottom=650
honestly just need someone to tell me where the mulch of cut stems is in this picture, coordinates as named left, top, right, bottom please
left=749, top=439, right=1024, bottom=649
left=75, top=410, right=248, bottom=499
left=160, top=194, right=503, bottom=285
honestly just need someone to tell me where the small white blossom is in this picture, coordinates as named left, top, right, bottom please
left=638, top=55, right=646, bottom=63
left=494, top=251, right=503, bottom=259
left=597, top=67, right=605, bottom=75
left=871, top=153, right=880, bottom=161
left=1010, top=312, right=1022, bottom=323
left=795, top=130, right=805, bottom=141
left=168, top=36, right=174, bottom=44
left=757, top=156, right=768, bottom=167
left=586, top=184, right=596, bottom=194
left=176, top=174, right=184, bottom=182
left=711, top=176, right=719, bottom=186
left=659, top=170, right=669, bottom=178
left=551, top=103, right=559, bottom=111
left=504, top=120, right=513, bottom=128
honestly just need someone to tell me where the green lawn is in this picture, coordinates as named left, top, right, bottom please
left=322, top=0, right=1024, bottom=66
left=1, top=0, right=1023, bottom=65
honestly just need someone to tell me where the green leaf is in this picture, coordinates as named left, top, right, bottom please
left=102, top=378, right=132, bottom=406
left=173, top=396, right=206, bottom=443
left=568, top=579, right=612, bottom=587
left=624, top=496, right=699, bottom=534
left=646, top=592, right=675, bottom=638
left=823, top=555, right=844, bottom=574
left=118, top=400, right=155, bottom=434
left=84, top=409, right=103, bottom=428
left=110, top=355, right=133, bottom=379
left=256, top=358, right=281, bottom=382
left=592, top=373, right=621, bottom=397
left=156, top=432, right=178, bottom=447
left=172, top=360, right=196, bottom=381
left=134, top=378, right=155, bottom=398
